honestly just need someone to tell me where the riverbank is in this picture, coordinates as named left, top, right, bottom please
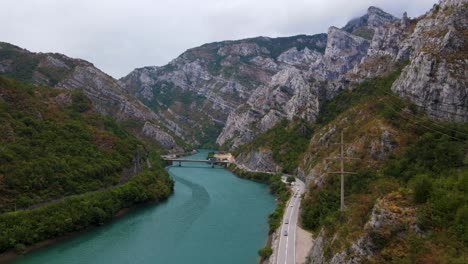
left=226, top=164, right=290, bottom=262
left=5, top=149, right=274, bottom=264
left=0, top=165, right=174, bottom=263
left=0, top=205, right=134, bottom=263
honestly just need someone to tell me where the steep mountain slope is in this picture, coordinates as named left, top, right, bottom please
left=0, top=76, right=141, bottom=212
left=297, top=71, right=467, bottom=263
left=121, top=34, right=327, bottom=146
left=350, top=0, right=468, bottom=122
left=0, top=76, right=174, bottom=254
left=0, top=43, right=182, bottom=151
left=120, top=6, right=403, bottom=149
left=226, top=1, right=467, bottom=262
left=122, top=2, right=467, bottom=150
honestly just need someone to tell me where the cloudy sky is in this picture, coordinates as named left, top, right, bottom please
left=1, top=0, right=437, bottom=78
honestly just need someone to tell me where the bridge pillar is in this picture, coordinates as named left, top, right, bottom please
left=179, top=161, right=181, bottom=167
left=211, top=162, right=214, bottom=168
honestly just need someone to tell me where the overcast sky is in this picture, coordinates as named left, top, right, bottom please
left=1, top=0, right=437, bottom=78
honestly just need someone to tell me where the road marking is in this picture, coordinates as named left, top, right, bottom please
left=276, top=179, right=305, bottom=264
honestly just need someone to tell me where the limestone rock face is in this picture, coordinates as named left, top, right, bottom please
left=121, top=6, right=413, bottom=149
left=343, top=6, right=397, bottom=40
left=391, top=1, right=468, bottom=122
left=323, top=27, right=371, bottom=79
left=142, top=122, right=183, bottom=151
left=122, top=34, right=328, bottom=145
left=350, top=0, right=468, bottom=122
left=235, top=149, right=280, bottom=173
left=217, top=27, right=369, bottom=147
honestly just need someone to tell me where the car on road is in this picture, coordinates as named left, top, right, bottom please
left=283, top=230, right=288, bottom=236
left=290, top=204, right=293, bottom=207
left=285, top=219, right=289, bottom=224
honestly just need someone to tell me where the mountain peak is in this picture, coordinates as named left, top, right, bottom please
left=367, top=6, right=388, bottom=15
left=366, top=6, right=397, bottom=27
left=342, top=6, right=397, bottom=39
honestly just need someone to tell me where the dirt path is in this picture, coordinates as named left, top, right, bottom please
left=295, top=226, right=313, bottom=264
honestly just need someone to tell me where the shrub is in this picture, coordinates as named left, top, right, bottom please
left=411, top=174, right=433, bottom=204
left=258, top=246, right=273, bottom=258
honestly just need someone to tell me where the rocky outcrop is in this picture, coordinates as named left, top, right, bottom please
left=142, top=122, right=183, bottom=151
left=217, top=68, right=320, bottom=147
left=350, top=0, right=468, bottom=122
left=343, top=6, right=397, bottom=40
left=0, top=43, right=181, bottom=150
left=217, top=26, right=371, bottom=148
left=391, top=0, right=468, bottom=122
left=307, top=193, right=418, bottom=264
left=322, top=27, right=371, bottom=80
left=121, top=34, right=328, bottom=145
left=235, top=149, right=280, bottom=173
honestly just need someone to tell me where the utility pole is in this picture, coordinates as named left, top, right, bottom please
left=326, top=131, right=358, bottom=211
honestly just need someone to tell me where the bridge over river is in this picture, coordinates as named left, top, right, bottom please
left=163, top=158, right=231, bottom=168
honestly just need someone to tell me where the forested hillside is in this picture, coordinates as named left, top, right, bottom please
left=0, top=76, right=174, bottom=254
left=0, top=76, right=142, bottom=212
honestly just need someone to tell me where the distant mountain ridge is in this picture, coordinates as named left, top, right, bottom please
left=120, top=34, right=328, bottom=146
left=0, top=42, right=182, bottom=151
left=122, top=1, right=467, bottom=149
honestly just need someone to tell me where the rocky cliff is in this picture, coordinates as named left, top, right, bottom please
left=0, top=43, right=181, bottom=151
left=350, top=0, right=467, bottom=122
left=225, top=0, right=467, bottom=155
left=121, top=34, right=328, bottom=146
left=391, top=0, right=468, bottom=122
left=122, top=1, right=466, bottom=151
left=216, top=7, right=398, bottom=152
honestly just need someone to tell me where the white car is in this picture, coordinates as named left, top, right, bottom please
left=285, top=219, right=289, bottom=224
left=283, top=230, right=288, bottom=236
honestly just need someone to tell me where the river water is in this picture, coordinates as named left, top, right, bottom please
left=9, top=150, right=275, bottom=264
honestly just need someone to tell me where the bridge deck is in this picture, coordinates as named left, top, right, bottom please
left=164, top=159, right=230, bottom=163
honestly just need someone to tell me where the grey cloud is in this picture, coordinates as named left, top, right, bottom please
left=1, top=0, right=437, bottom=78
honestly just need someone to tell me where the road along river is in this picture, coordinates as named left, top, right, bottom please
left=8, top=150, right=275, bottom=264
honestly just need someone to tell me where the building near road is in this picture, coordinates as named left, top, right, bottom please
left=214, top=151, right=235, bottom=163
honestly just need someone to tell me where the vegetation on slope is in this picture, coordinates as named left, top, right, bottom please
left=0, top=42, right=77, bottom=86
left=0, top=154, right=173, bottom=254
left=0, top=77, right=146, bottom=212
left=0, top=76, right=175, bottom=254
left=299, top=70, right=468, bottom=263
left=234, top=119, right=313, bottom=173
left=231, top=70, right=404, bottom=175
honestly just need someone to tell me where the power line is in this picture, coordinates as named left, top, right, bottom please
left=377, top=89, right=468, bottom=136
left=375, top=93, right=467, bottom=142
left=326, top=131, right=359, bottom=211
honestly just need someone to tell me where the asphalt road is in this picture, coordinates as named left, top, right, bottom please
left=276, top=177, right=305, bottom=264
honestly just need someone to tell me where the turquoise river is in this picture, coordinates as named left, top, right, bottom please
left=8, top=150, right=276, bottom=264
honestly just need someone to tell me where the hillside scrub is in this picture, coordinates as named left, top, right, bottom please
left=0, top=77, right=143, bottom=212
left=234, top=119, right=313, bottom=173
left=299, top=70, right=468, bottom=262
